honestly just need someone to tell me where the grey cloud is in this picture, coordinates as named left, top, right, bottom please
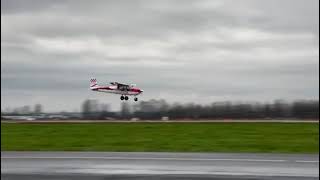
left=1, top=0, right=62, bottom=14
left=4, top=0, right=317, bottom=38
left=1, top=0, right=319, bottom=111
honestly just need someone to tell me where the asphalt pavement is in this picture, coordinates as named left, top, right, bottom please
left=1, top=152, right=319, bottom=180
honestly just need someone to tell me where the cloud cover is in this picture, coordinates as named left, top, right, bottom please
left=1, top=0, right=319, bottom=112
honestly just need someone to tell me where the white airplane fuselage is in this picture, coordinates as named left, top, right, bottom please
left=90, top=85, right=143, bottom=96
left=89, top=79, right=143, bottom=101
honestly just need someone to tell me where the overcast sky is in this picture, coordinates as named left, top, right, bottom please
left=1, top=0, right=319, bottom=112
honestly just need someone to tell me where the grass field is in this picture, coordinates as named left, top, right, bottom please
left=1, top=122, right=319, bottom=153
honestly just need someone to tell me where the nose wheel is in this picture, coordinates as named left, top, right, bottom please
left=134, top=97, right=138, bottom=101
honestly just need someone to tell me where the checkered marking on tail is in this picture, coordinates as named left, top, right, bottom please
left=90, top=78, right=97, bottom=87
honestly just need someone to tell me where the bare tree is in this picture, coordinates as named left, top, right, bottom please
left=81, top=99, right=99, bottom=119
left=34, top=104, right=43, bottom=114
left=121, top=102, right=131, bottom=119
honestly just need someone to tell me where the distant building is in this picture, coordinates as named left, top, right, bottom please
left=161, top=116, right=169, bottom=121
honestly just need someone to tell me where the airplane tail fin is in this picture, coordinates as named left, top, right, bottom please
left=90, top=78, right=98, bottom=88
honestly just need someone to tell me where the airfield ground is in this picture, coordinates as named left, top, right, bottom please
left=1, top=122, right=319, bottom=153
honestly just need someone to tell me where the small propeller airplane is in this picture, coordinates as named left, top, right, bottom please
left=90, top=78, right=143, bottom=101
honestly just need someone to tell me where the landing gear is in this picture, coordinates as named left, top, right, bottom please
left=120, top=96, right=138, bottom=101
left=120, top=95, right=129, bottom=101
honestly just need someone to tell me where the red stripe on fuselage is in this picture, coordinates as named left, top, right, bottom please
left=93, top=86, right=142, bottom=93
left=130, top=88, right=141, bottom=92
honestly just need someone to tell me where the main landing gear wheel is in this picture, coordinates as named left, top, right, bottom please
left=134, top=97, right=138, bottom=101
left=120, top=96, right=125, bottom=100
left=125, top=96, right=129, bottom=100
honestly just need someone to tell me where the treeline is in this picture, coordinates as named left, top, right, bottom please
left=2, top=104, right=43, bottom=115
left=82, top=99, right=319, bottom=120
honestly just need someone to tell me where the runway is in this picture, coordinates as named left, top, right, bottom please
left=1, top=152, right=319, bottom=180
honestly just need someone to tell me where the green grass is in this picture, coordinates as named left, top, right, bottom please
left=1, top=122, right=319, bottom=153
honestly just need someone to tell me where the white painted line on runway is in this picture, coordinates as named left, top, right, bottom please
left=295, top=160, right=319, bottom=163
left=2, top=156, right=318, bottom=163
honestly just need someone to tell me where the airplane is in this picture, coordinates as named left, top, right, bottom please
left=90, top=78, right=143, bottom=101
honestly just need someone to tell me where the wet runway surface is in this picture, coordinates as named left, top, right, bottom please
left=1, top=152, right=319, bottom=180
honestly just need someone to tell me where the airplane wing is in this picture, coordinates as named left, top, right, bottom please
left=117, top=82, right=130, bottom=87
left=110, top=82, right=129, bottom=86
left=110, top=82, right=131, bottom=91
